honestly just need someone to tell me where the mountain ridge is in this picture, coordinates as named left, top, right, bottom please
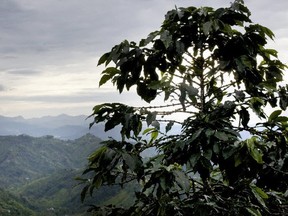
left=0, top=133, right=104, bottom=215
left=0, top=114, right=121, bottom=140
left=0, top=133, right=101, bottom=188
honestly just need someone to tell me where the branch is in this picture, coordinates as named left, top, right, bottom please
left=157, top=119, right=182, bottom=125
left=265, top=163, right=288, bottom=175
left=134, top=103, right=182, bottom=110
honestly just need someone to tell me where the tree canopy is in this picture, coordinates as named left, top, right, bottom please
left=80, top=1, right=288, bottom=215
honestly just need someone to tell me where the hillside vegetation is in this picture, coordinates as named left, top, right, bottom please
left=0, top=188, right=35, bottom=216
left=0, top=134, right=130, bottom=215
left=0, top=134, right=101, bottom=188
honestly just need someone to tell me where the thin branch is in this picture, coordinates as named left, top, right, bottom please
left=157, top=119, right=183, bottom=125
left=134, top=102, right=182, bottom=110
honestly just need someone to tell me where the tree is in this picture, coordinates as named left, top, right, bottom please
left=80, top=1, right=288, bottom=215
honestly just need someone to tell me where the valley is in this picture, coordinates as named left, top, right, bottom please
left=0, top=133, right=129, bottom=215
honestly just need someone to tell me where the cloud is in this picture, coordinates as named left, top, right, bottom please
left=0, top=88, right=140, bottom=104
left=1, top=0, right=288, bottom=118
left=0, top=87, right=149, bottom=117
left=2, top=0, right=285, bottom=69
left=0, top=0, right=229, bottom=58
left=5, top=69, right=43, bottom=76
left=0, top=85, right=5, bottom=91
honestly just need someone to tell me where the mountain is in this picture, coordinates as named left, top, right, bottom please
left=0, top=134, right=101, bottom=188
left=0, top=134, right=123, bottom=215
left=15, top=169, right=124, bottom=216
left=0, top=114, right=184, bottom=141
left=0, top=134, right=139, bottom=215
left=0, top=114, right=121, bottom=140
left=0, top=188, right=36, bottom=216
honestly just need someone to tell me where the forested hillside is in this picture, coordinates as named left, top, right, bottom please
left=0, top=134, right=129, bottom=215
left=0, top=188, right=35, bottom=216
left=0, top=134, right=101, bottom=187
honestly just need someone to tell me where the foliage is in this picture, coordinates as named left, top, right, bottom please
left=82, top=1, right=288, bottom=215
left=0, top=188, right=36, bottom=216
left=16, top=169, right=124, bottom=216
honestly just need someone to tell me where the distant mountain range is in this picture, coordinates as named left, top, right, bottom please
left=0, top=114, right=183, bottom=141
left=0, top=114, right=121, bottom=140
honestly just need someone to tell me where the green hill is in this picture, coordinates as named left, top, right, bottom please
left=0, top=134, right=104, bottom=215
left=0, top=188, right=36, bottom=216
left=15, top=169, right=124, bottom=215
left=0, top=134, right=101, bottom=188
left=0, top=134, right=138, bottom=215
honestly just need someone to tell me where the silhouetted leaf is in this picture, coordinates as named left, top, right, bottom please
left=240, top=106, right=250, bottom=127
left=165, top=121, right=174, bottom=133
left=99, top=67, right=120, bottom=86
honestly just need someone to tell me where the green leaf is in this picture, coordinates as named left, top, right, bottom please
left=92, top=175, right=103, bottom=189
left=151, top=130, right=159, bottom=141
left=246, top=137, right=263, bottom=164
left=186, top=85, right=199, bottom=97
left=173, top=170, right=190, bottom=192
left=92, top=103, right=106, bottom=113
left=259, top=24, right=275, bottom=39
left=263, top=48, right=278, bottom=58
left=204, top=149, right=213, bottom=160
left=279, top=86, right=288, bottom=110
left=203, top=21, right=213, bottom=35
left=139, top=30, right=159, bottom=47
left=246, top=207, right=262, bottom=216
left=250, top=184, right=268, bottom=208
left=213, top=143, right=220, bottom=154
left=268, top=110, right=282, bottom=122
left=88, top=146, right=107, bottom=163
left=249, top=148, right=263, bottom=164
left=188, top=154, right=200, bottom=170
left=215, top=131, right=229, bottom=141
left=175, top=40, right=185, bottom=54
left=276, top=116, right=288, bottom=122
left=122, top=152, right=139, bottom=171
left=159, top=173, right=170, bottom=192
left=146, top=112, right=157, bottom=126
left=143, top=128, right=155, bottom=135
left=205, top=129, right=214, bottom=138
left=105, top=117, right=120, bottom=132
left=234, top=153, right=244, bottom=167
left=81, top=185, right=90, bottom=203
left=99, top=67, right=120, bottom=86
left=190, top=128, right=204, bottom=142
left=249, top=97, right=265, bottom=118
left=97, top=52, right=110, bottom=65
left=160, top=30, right=173, bottom=49
left=222, top=146, right=237, bottom=160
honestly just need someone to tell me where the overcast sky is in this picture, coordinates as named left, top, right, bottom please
left=1, top=0, right=287, bottom=118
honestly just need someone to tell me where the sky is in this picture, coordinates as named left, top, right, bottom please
left=1, top=0, right=288, bottom=118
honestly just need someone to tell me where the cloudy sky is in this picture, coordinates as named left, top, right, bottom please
left=1, top=0, right=287, bottom=118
